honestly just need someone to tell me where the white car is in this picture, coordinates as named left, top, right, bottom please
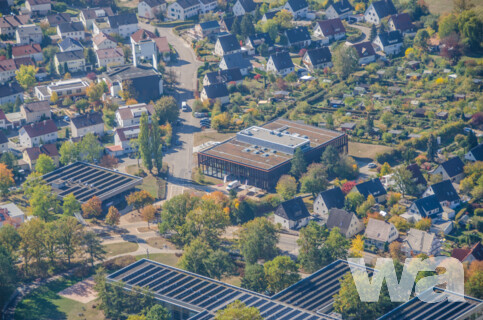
left=226, top=180, right=240, bottom=191
left=368, top=163, right=377, bottom=169
left=181, top=101, right=188, bottom=111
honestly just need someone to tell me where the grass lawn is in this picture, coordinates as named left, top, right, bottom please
left=140, top=175, right=159, bottom=198
left=15, top=276, right=103, bottom=320
left=115, top=0, right=139, bottom=8
left=104, top=242, right=139, bottom=258
left=135, top=253, right=180, bottom=267
left=193, top=131, right=233, bottom=147
left=348, top=141, right=394, bottom=161
left=222, top=275, right=241, bottom=287
left=146, top=237, right=176, bottom=250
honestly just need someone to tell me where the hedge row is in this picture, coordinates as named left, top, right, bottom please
left=153, top=20, right=195, bottom=27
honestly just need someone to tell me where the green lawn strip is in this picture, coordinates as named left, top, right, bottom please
left=135, top=253, right=180, bottom=267
left=104, top=242, right=139, bottom=258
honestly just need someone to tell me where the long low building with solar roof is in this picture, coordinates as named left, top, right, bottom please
left=197, top=118, right=348, bottom=189
left=41, top=161, right=143, bottom=209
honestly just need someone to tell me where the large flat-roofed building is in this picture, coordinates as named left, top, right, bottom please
left=41, top=162, right=142, bottom=209
left=197, top=118, right=348, bottom=189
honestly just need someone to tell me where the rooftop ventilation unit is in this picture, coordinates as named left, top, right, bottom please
left=253, top=150, right=260, bottom=154
left=262, top=153, right=269, bottom=157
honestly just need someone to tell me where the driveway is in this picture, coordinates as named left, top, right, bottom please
left=139, top=23, right=204, bottom=198
left=350, top=24, right=371, bottom=43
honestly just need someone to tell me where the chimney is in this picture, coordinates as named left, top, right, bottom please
left=43, top=120, right=46, bottom=125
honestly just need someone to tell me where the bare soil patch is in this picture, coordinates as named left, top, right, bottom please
left=58, top=277, right=97, bottom=304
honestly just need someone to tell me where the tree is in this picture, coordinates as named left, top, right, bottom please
left=380, top=162, right=391, bottom=176
left=333, top=273, right=379, bottom=319
left=126, top=190, right=155, bottom=212
left=414, top=29, right=430, bottom=51
left=50, top=91, right=59, bottom=104
left=105, top=206, right=120, bottom=226
left=240, top=14, right=255, bottom=37
left=59, top=141, right=79, bottom=165
left=389, top=215, right=410, bottom=232
left=15, top=64, right=37, bottom=89
left=35, top=154, right=55, bottom=174
left=18, top=219, right=45, bottom=274
left=139, top=113, right=153, bottom=172
left=0, top=224, right=21, bottom=256
left=300, top=163, right=329, bottom=197
left=158, top=193, right=200, bottom=244
left=439, top=13, right=458, bottom=38
left=237, top=217, right=279, bottom=264
left=393, top=166, right=417, bottom=197
left=146, top=305, right=170, bottom=320
left=82, top=231, right=105, bottom=267
left=81, top=196, right=102, bottom=218
left=414, top=218, right=432, bottom=231
left=389, top=241, right=403, bottom=261
left=427, top=134, right=437, bottom=161
left=63, top=193, right=80, bottom=216
left=325, top=227, right=350, bottom=261
left=467, top=130, right=478, bottom=151
left=297, top=221, right=328, bottom=273
left=0, top=163, right=14, bottom=197
left=321, top=145, right=340, bottom=177
left=290, top=147, right=307, bottom=178
left=241, top=264, right=267, bottom=293
left=78, top=133, right=103, bottom=163
left=0, top=245, right=17, bottom=298
left=349, top=235, right=364, bottom=258
left=231, top=16, right=241, bottom=36
left=29, top=184, right=59, bottom=220
left=141, top=205, right=156, bottom=227
left=85, top=47, right=96, bottom=65
left=276, top=175, right=297, bottom=200
left=345, top=192, right=365, bottom=212
left=440, top=33, right=462, bottom=64
left=332, top=45, right=358, bottom=79
left=356, top=194, right=375, bottom=217
left=86, top=82, right=104, bottom=105
left=264, top=256, right=300, bottom=293
left=99, top=154, right=118, bottom=169
left=151, top=114, right=163, bottom=174
left=215, top=300, right=263, bottom=320
left=154, top=96, right=179, bottom=125
left=370, top=24, right=377, bottom=41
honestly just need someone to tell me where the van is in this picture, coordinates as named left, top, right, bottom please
left=226, top=180, right=240, bottom=191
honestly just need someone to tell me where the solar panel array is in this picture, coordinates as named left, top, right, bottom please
left=107, top=259, right=334, bottom=320
left=378, top=288, right=483, bottom=320
left=42, top=162, right=142, bottom=202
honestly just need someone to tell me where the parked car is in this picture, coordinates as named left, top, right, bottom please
left=181, top=101, right=188, bottom=111
left=368, top=163, right=377, bottom=169
left=226, top=180, right=240, bottom=191
left=194, top=112, right=209, bottom=118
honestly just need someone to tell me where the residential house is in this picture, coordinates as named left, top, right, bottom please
left=214, top=34, right=241, bottom=57
left=0, top=15, right=30, bottom=36
left=373, top=30, right=403, bottom=55
left=232, top=0, right=256, bottom=16
left=0, top=58, right=34, bottom=85
left=25, top=0, right=51, bottom=15
left=364, top=0, right=397, bottom=25
left=131, top=29, right=170, bottom=66
left=198, top=0, right=218, bottom=14
left=79, top=7, right=114, bottom=30
left=465, top=143, right=483, bottom=162
left=203, top=68, right=243, bottom=86
left=388, top=13, right=416, bottom=36
left=313, top=187, right=345, bottom=217
left=200, top=83, right=229, bottom=105
left=423, top=180, right=461, bottom=209
left=96, top=47, right=125, bottom=68
left=11, top=44, right=43, bottom=61
left=0, top=203, right=26, bottom=228
left=274, top=197, right=311, bottom=230
left=351, top=41, right=376, bottom=65
left=262, top=9, right=280, bottom=21
left=57, top=21, right=85, bottom=40
left=19, top=119, right=57, bottom=147
left=431, top=157, right=465, bottom=183
left=220, top=16, right=236, bottom=33
left=352, top=178, right=387, bottom=203
left=23, top=143, right=59, bottom=171
left=194, top=20, right=220, bottom=39
left=16, top=24, right=42, bottom=45
left=219, top=52, right=252, bottom=75
left=326, top=208, right=364, bottom=238
left=325, top=0, right=353, bottom=20
left=364, top=218, right=398, bottom=250
left=115, top=103, right=155, bottom=127
left=0, top=131, right=8, bottom=153
left=54, top=50, right=86, bottom=73
left=58, top=37, right=83, bottom=52
left=406, top=163, right=427, bottom=188
left=0, top=82, right=23, bottom=105
left=302, top=47, right=332, bottom=71
left=70, top=112, right=104, bottom=138
left=34, top=78, right=89, bottom=101
left=138, top=0, right=166, bottom=19
left=430, top=219, right=453, bottom=235
left=283, top=0, right=308, bottom=19
left=20, top=100, right=51, bottom=123
left=313, top=18, right=346, bottom=44
left=245, top=33, right=274, bottom=55
left=93, top=32, right=117, bottom=51
left=266, top=51, right=294, bottom=76
left=451, top=242, right=483, bottom=263
left=44, top=13, right=71, bottom=27
left=339, top=122, right=356, bottom=132
left=110, top=125, right=141, bottom=155
left=93, top=14, right=139, bottom=38
left=166, top=0, right=201, bottom=21
left=101, top=64, right=163, bottom=102
left=406, top=195, right=443, bottom=222
left=402, top=228, right=442, bottom=256
left=285, top=26, right=311, bottom=47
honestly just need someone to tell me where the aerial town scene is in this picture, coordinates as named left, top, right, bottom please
left=0, top=0, right=481, bottom=318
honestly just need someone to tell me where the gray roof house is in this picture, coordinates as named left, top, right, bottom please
left=313, top=187, right=345, bottom=217
left=431, top=157, right=465, bottom=183
left=423, top=180, right=461, bottom=209
left=352, top=178, right=387, bottom=203
left=274, top=197, right=311, bottom=230
left=326, top=208, right=364, bottom=238
left=266, top=51, right=294, bottom=76
left=465, top=143, right=483, bottom=162
left=402, top=228, right=442, bottom=256
left=364, top=218, right=398, bottom=250
left=214, top=34, right=241, bottom=56
left=219, top=52, right=252, bottom=76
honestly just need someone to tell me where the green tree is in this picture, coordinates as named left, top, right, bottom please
left=0, top=163, right=14, bottom=197
left=370, top=24, right=377, bottom=41
left=57, top=216, right=82, bottom=266
left=427, top=134, right=437, bottom=161
left=332, top=45, right=358, bottom=79
left=393, top=166, right=417, bottom=197
left=158, top=193, right=200, bottom=244
left=59, top=140, right=79, bottom=165
left=0, top=245, right=17, bottom=300
left=29, top=184, right=60, bottom=221
left=154, top=96, right=179, bottom=125
left=232, top=16, right=241, bottom=36
left=238, top=217, right=279, bottom=264
left=297, top=221, right=328, bottom=272
left=146, top=305, right=170, bottom=320
left=215, top=300, right=263, bottom=320
left=105, top=206, right=121, bottom=226
left=467, top=130, right=478, bottom=151
left=290, top=147, right=307, bottom=178
left=414, top=29, right=430, bottom=51
left=439, top=13, right=458, bottom=38
left=333, top=273, right=379, bottom=319
left=345, top=192, right=365, bottom=212
left=0, top=224, right=21, bottom=256
left=240, top=14, right=255, bottom=37
left=324, top=227, right=350, bottom=261
left=18, top=219, right=45, bottom=274
left=62, top=193, right=80, bottom=216
left=126, top=190, right=155, bottom=212
left=35, top=154, right=55, bottom=174
left=78, top=133, right=103, bottom=163
left=82, top=231, right=105, bottom=267
left=139, top=113, right=153, bottom=172
left=321, top=145, right=339, bottom=177
left=151, top=114, right=163, bottom=174
left=276, top=174, right=297, bottom=200
left=241, top=263, right=267, bottom=293
left=356, top=194, right=375, bottom=217
left=15, top=64, right=37, bottom=89
left=300, top=163, right=329, bottom=197
left=264, top=256, right=300, bottom=293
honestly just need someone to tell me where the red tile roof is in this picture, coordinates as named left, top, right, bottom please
left=24, top=143, right=59, bottom=161
left=21, top=119, right=57, bottom=138
left=11, top=44, right=41, bottom=58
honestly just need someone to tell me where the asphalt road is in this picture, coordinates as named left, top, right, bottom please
left=350, top=24, right=371, bottom=43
